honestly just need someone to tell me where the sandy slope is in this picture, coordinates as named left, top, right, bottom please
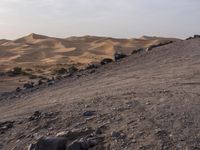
left=0, top=33, right=177, bottom=72
left=0, top=34, right=177, bottom=93
left=0, top=38, right=200, bottom=149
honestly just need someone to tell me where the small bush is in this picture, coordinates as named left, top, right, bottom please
left=7, top=67, right=23, bottom=76
left=68, top=65, right=78, bottom=74
left=29, top=75, right=38, bottom=79
left=55, top=68, right=68, bottom=75
left=100, top=58, right=113, bottom=65
left=86, top=64, right=98, bottom=70
left=7, top=67, right=30, bottom=77
left=25, top=68, right=33, bottom=72
left=13, top=67, right=22, bottom=75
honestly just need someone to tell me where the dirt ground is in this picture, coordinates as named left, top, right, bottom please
left=0, top=38, right=200, bottom=150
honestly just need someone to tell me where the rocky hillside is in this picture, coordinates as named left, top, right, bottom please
left=0, top=36, right=200, bottom=149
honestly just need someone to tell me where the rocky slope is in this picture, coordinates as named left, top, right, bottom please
left=1, top=36, right=200, bottom=149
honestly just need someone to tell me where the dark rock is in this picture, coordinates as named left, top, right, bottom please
left=114, top=52, right=127, bottom=61
left=194, top=35, right=200, bottom=39
left=95, top=128, right=103, bottom=135
left=48, top=80, right=55, bottom=86
left=111, top=131, right=126, bottom=139
left=83, top=111, right=94, bottom=117
left=100, top=58, right=113, bottom=65
left=28, top=111, right=42, bottom=121
left=111, top=131, right=121, bottom=138
left=34, top=136, right=101, bottom=150
left=34, top=137, right=67, bottom=150
left=16, top=87, right=22, bottom=92
left=31, top=127, right=103, bottom=150
left=0, top=121, right=14, bottom=134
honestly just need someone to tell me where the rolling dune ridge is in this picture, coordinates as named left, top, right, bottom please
left=0, top=33, right=177, bottom=93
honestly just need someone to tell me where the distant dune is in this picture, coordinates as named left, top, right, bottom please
left=0, top=33, right=179, bottom=93
left=0, top=33, right=178, bottom=73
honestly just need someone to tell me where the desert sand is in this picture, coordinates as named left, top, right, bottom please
left=0, top=33, right=177, bottom=93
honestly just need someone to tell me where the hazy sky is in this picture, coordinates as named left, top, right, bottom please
left=0, top=0, right=199, bottom=39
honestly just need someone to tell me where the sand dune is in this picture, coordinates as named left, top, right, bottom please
left=0, top=33, right=178, bottom=73
left=0, top=34, right=179, bottom=93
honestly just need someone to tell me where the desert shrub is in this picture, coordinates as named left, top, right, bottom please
left=29, top=75, right=38, bottom=79
left=25, top=68, right=33, bottom=71
left=68, top=65, right=78, bottom=74
left=86, top=64, right=98, bottom=70
left=100, top=58, right=113, bottom=65
left=7, top=67, right=23, bottom=76
left=7, top=67, right=30, bottom=77
left=55, top=68, right=68, bottom=75
left=114, top=52, right=127, bottom=61
left=13, top=67, right=22, bottom=75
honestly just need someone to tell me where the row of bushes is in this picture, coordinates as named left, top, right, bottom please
left=6, top=67, right=30, bottom=77
left=55, top=65, right=78, bottom=75
left=6, top=52, right=127, bottom=77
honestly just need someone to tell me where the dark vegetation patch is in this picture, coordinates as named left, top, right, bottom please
left=100, top=58, right=113, bottom=65
left=6, top=67, right=30, bottom=77
left=186, top=35, right=200, bottom=40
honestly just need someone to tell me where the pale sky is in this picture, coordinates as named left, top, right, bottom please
left=0, top=0, right=199, bottom=39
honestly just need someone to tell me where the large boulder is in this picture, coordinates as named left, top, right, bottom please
left=29, top=128, right=103, bottom=150
left=0, top=121, right=14, bottom=134
left=34, top=137, right=67, bottom=150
